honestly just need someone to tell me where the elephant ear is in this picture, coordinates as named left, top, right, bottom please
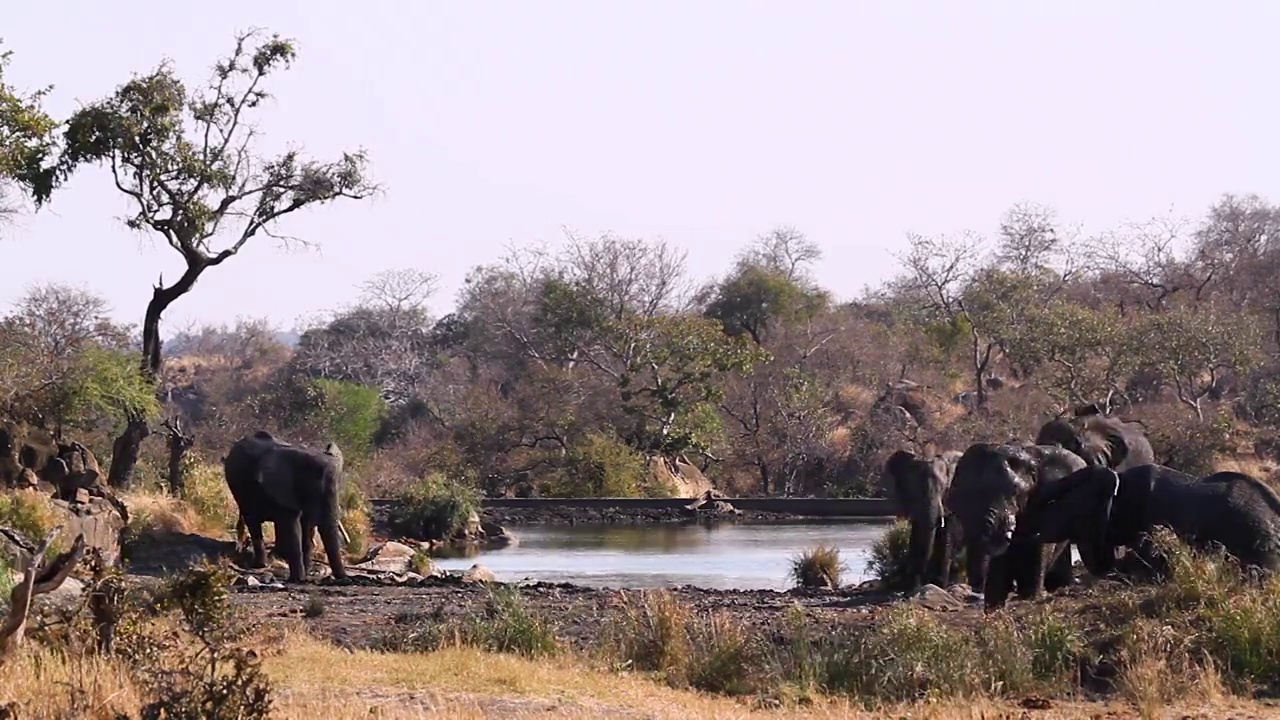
left=257, top=453, right=303, bottom=512
left=883, top=450, right=917, bottom=516
left=1082, top=417, right=1130, bottom=468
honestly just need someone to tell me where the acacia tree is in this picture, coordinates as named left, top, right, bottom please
left=36, top=30, right=379, bottom=487
left=0, top=44, right=56, bottom=227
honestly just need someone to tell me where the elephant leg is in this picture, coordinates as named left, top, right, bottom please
left=983, top=549, right=1015, bottom=610
left=247, top=520, right=268, bottom=569
left=964, top=535, right=988, bottom=594
left=926, top=521, right=951, bottom=587
left=904, top=518, right=933, bottom=590
left=1011, top=540, right=1045, bottom=600
left=277, top=514, right=306, bottom=583
left=301, top=515, right=318, bottom=578
left=319, top=518, right=348, bottom=580
left=1043, top=542, right=1074, bottom=592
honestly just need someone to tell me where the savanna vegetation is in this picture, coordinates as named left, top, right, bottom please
left=3, top=26, right=1280, bottom=720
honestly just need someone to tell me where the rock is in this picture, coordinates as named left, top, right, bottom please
left=480, top=521, right=517, bottom=547
left=31, top=576, right=85, bottom=612
left=462, top=563, right=496, bottom=583
left=909, top=583, right=965, bottom=611
left=683, top=490, right=741, bottom=517
left=232, top=575, right=261, bottom=587
left=351, top=541, right=419, bottom=574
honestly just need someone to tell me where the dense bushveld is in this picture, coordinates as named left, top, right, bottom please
left=3, top=197, right=1280, bottom=509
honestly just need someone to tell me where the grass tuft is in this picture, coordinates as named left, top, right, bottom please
left=789, top=545, right=847, bottom=589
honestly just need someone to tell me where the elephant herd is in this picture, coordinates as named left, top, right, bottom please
left=883, top=406, right=1280, bottom=609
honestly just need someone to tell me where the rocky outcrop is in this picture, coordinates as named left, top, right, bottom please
left=682, top=490, right=741, bottom=518
left=648, top=455, right=714, bottom=497
left=350, top=541, right=422, bottom=575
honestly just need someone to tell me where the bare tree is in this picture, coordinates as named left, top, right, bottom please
left=359, top=268, right=439, bottom=317
left=745, top=226, right=822, bottom=281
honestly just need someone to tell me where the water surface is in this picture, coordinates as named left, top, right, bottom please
left=429, top=519, right=895, bottom=590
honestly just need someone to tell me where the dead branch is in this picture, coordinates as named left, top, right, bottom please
left=0, top=527, right=87, bottom=659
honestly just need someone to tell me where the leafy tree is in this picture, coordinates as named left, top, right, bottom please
left=311, top=378, right=386, bottom=465
left=36, top=30, right=379, bottom=486
left=0, top=43, right=57, bottom=214
left=1134, top=304, right=1264, bottom=420
left=702, top=228, right=830, bottom=345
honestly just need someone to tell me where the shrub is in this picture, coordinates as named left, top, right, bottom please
left=865, top=521, right=911, bottom=586
left=686, top=612, right=769, bottom=696
left=313, top=378, right=386, bottom=467
left=389, top=473, right=482, bottom=541
left=0, top=488, right=65, bottom=554
left=865, top=520, right=965, bottom=589
left=788, top=544, right=847, bottom=589
left=180, top=457, right=238, bottom=536
left=543, top=431, right=653, bottom=498
left=382, top=586, right=557, bottom=659
left=339, top=482, right=371, bottom=561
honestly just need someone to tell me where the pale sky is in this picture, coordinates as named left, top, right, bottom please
left=2, top=2, right=1277, bottom=333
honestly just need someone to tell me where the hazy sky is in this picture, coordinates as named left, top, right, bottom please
left=2, top=2, right=1278, bottom=332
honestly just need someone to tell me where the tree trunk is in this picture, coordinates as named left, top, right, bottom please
left=163, top=417, right=194, bottom=497
left=113, top=259, right=209, bottom=490
left=107, top=415, right=151, bottom=490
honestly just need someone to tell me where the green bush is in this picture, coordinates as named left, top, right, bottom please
left=313, top=378, right=386, bottom=466
left=0, top=488, right=65, bottom=554
left=389, top=473, right=482, bottom=541
left=543, top=431, right=653, bottom=498
left=865, top=520, right=966, bottom=589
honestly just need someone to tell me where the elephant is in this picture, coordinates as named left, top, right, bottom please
left=223, top=431, right=350, bottom=583
left=882, top=448, right=963, bottom=589
left=1035, top=405, right=1154, bottom=471
left=1001, top=463, right=1280, bottom=582
left=944, top=442, right=1087, bottom=603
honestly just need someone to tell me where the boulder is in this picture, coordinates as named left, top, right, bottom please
left=648, top=455, right=714, bottom=497
left=351, top=541, right=419, bottom=574
left=683, top=490, right=741, bottom=517
left=909, top=583, right=965, bottom=611
left=462, top=563, right=496, bottom=583
left=479, top=521, right=517, bottom=547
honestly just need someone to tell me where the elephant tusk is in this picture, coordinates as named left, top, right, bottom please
left=338, top=520, right=352, bottom=546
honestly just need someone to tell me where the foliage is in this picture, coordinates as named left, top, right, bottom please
left=0, top=44, right=57, bottom=201
left=389, top=473, right=481, bottom=541
left=311, top=378, right=386, bottom=465
left=543, top=431, right=654, bottom=498
left=0, top=488, right=64, bottom=554
left=125, top=561, right=273, bottom=720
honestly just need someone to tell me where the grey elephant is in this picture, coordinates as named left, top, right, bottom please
left=882, top=448, right=963, bottom=590
left=223, top=431, right=350, bottom=583
left=1035, top=405, right=1154, bottom=471
left=1001, top=464, right=1280, bottom=583
left=944, top=442, right=1086, bottom=603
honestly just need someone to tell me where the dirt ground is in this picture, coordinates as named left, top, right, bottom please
left=231, top=579, right=906, bottom=651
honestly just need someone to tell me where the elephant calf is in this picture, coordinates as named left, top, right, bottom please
left=1007, top=463, right=1280, bottom=582
left=882, top=448, right=962, bottom=590
left=223, top=431, right=349, bottom=583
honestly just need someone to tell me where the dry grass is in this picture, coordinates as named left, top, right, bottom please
left=789, top=545, right=847, bottom=589
left=1211, top=453, right=1277, bottom=480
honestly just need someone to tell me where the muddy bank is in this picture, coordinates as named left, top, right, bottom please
left=230, top=578, right=913, bottom=652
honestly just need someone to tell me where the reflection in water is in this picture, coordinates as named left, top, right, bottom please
left=429, top=519, right=896, bottom=591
